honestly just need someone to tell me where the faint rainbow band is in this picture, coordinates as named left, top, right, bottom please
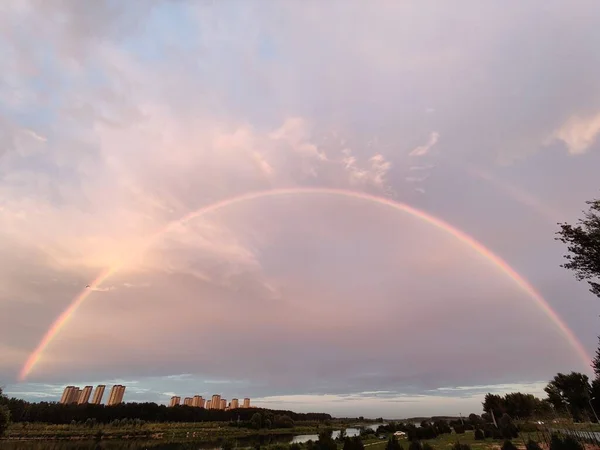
left=18, top=187, right=591, bottom=380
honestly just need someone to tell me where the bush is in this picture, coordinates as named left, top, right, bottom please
left=385, top=436, right=403, bottom=450
left=562, top=436, right=584, bottom=450
left=408, top=441, right=422, bottom=450
left=483, top=428, right=493, bottom=439
left=0, top=405, right=10, bottom=437
left=526, top=439, right=542, bottom=450
left=222, top=440, right=234, bottom=450
left=474, top=429, right=484, bottom=440
left=451, top=443, right=470, bottom=450
left=290, top=444, right=302, bottom=450
left=422, top=444, right=434, bottom=450
left=453, top=425, right=465, bottom=434
left=550, top=434, right=563, bottom=450
left=501, top=440, right=518, bottom=450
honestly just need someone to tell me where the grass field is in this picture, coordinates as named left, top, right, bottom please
left=3, top=420, right=324, bottom=441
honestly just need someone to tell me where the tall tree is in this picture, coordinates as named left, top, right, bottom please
left=556, top=198, right=600, bottom=298
left=0, top=388, right=10, bottom=437
left=593, top=337, right=600, bottom=379
left=544, top=372, right=591, bottom=421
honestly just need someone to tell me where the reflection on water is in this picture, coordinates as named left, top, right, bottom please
left=1, top=425, right=384, bottom=450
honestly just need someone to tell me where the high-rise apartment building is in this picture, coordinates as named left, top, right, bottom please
left=192, top=395, right=204, bottom=408
left=220, top=399, right=226, bottom=410
left=205, top=400, right=212, bottom=409
left=78, top=386, right=93, bottom=404
left=230, top=398, right=239, bottom=409
left=169, top=396, right=181, bottom=407
left=211, top=394, right=221, bottom=410
left=107, top=385, right=126, bottom=406
left=60, top=386, right=80, bottom=404
left=91, top=385, right=106, bottom=405
left=243, top=398, right=250, bottom=408
left=184, top=397, right=193, bottom=406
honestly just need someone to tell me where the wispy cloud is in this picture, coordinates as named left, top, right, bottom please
left=548, top=113, right=600, bottom=155
left=409, top=132, right=440, bottom=157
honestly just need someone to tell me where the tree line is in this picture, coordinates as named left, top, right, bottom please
left=0, top=393, right=330, bottom=426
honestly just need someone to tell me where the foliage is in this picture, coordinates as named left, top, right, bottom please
left=453, top=425, right=465, bottom=434
left=315, top=429, right=337, bottom=450
left=222, top=439, right=234, bottom=450
left=0, top=388, right=10, bottom=437
left=385, top=435, right=404, bottom=450
left=468, top=414, right=482, bottom=427
left=0, top=397, right=330, bottom=425
left=422, top=443, right=434, bottom=450
left=451, top=442, right=470, bottom=450
left=498, top=414, right=518, bottom=439
left=501, top=440, right=518, bottom=450
left=342, top=436, right=364, bottom=450
left=483, top=392, right=552, bottom=421
left=550, top=433, right=584, bottom=450
left=556, top=198, right=600, bottom=298
left=545, top=372, right=591, bottom=421
left=526, top=439, right=542, bottom=450
left=432, top=420, right=452, bottom=435
left=408, top=440, right=422, bottom=450
left=474, top=429, right=484, bottom=440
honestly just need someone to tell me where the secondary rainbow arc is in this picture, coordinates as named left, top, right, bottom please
left=18, top=187, right=591, bottom=381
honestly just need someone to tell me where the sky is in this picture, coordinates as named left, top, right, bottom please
left=1, top=0, right=600, bottom=418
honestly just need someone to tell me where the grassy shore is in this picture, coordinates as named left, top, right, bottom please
left=3, top=421, right=326, bottom=441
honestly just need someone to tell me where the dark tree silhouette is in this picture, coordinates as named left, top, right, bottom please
left=556, top=198, right=600, bottom=298
left=545, top=372, right=591, bottom=421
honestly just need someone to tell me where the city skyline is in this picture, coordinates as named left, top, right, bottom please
left=169, top=394, right=251, bottom=410
left=2, top=0, right=600, bottom=417
left=59, top=384, right=125, bottom=406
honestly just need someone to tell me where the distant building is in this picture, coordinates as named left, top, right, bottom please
left=60, top=386, right=81, bottom=404
left=91, top=385, right=106, bottom=405
left=243, top=398, right=250, bottom=408
left=211, top=394, right=221, bottom=410
left=192, top=395, right=204, bottom=408
left=230, top=398, right=239, bottom=409
left=184, top=397, right=193, bottom=406
left=169, top=396, right=181, bottom=407
left=107, top=385, right=126, bottom=406
left=78, top=386, right=93, bottom=404
left=220, top=399, right=226, bottom=410
left=206, top=400, right=212, bottom=409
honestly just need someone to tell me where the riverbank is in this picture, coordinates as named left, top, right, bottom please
left=2, top=421, right=334, bottom=442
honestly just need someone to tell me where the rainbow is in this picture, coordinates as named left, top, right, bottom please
left=18, top=187, right=590, bottom=380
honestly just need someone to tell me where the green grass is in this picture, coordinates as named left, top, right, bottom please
left=3, top=421, right=323, bottom=441
left=362, top=432, right=537, bottom=450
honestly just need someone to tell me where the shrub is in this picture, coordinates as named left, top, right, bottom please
left=422, top=444, right=434, bottom=450
left=385, top=436, right=403, bottom=450
left=526, top=439, right=542, bottom=450
left=474, top=429, right=484, bottom=440
left=562, top=435, right=584, bottom=450
left=408, top=441, right=422, bottom=450
left=453, top=425, right=465, bottom=434
left=0, top=405, right=10, bottom=437
left=501, top=440, right=518, bottom=450
left=451, top=442, right=470, bottom=450
left=550, top=433, right=564, bottom=450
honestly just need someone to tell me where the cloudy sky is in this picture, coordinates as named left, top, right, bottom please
left=2, top=0, right=600, bottom=418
